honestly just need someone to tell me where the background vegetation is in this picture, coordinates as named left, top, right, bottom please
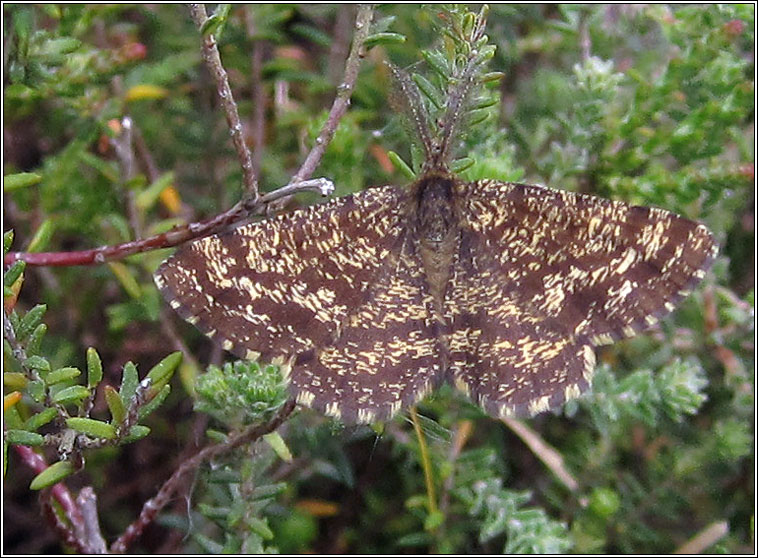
left=4, top=4, right=754, bottom=554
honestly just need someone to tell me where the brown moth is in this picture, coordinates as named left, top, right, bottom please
left=155, top=22, right=717, bottom=424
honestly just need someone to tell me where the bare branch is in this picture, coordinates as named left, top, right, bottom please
left=15, top=445, right=86, bottom=548
left=76, top=487, right=108, bottom=554
left=109, top=399, right=297, bottom=553
left=189, top=3, right=258, bottom=200
left=4, top=178, right=334, bottom=267
left=244, top=6, right=266, bottom=178
left=291, top=4, right=374, bottom=184
left=40, top=490, right=87, bottom=554
left=5, top=5, right=371, bottom=269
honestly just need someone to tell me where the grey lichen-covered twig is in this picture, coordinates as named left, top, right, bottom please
left=75, top=487, right=108, bottom=554
left=243, top=6, right=266, bottom=178
left=189, top=3, right=259, bottom=201
left=291, top=4, right=375, bottom=184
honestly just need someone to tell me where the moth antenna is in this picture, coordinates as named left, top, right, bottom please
left=386, top=62, right=436, bottom=170
left=436, top=57, right=482, bottom=169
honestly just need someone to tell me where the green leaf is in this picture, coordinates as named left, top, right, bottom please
left=120, top=361, right=139, bottom=406
left=4, top=261, right=26, bottom=291
left=451, top=157, right=475, bottom=173
left=4, top=405, right=24, bottom=430
left=24, top=407, right=58, bottom=431
left=66, top=417, right=117, bottom=440
left=588, top=487, right=621, bottom=518
left=108, top=262, right=142, bottom=299
left=466, top=108, right=491, bottom=126
left=387, top=151, right=416, bottom=179
left=3, top=172, right=42, bottom=191
left=35, top=37, right=81, bottom=57
left=250, top=482, right=287, bottom=500
left=193, top=533, right=224, bottom=554
left=16, top=304, right=46, bottom=342
left=26, top=219, right=55, bottom=253
left=263, top=431, right=293, bottom=462
left=208, top=468, right=241, bottom=484
left=247, top=517, right=274, bottom=540
left=475, top=44, right=497, bottom=63
left=471, top=96, right=498, bottom=110
left=105, top=385, right=127, bottom=424
left=45, top=367, right=81, bottom=384
left=291, top=23, right=332, bottom=47
left=4, top=230, right=14, bottom=254
left=86, top=347, right=103, bottom=388
left=26, top=324, right=47, bottom=355
left=424, top=509, right=445, bottom=531
left=135, top=171, right=175, bottom=212
left=4, top=372, right=28, bottom=390
left=120, top=424, right=151, bottom=444
left=205, top=429, right=227, bottom=443
left=363, top=32, right=406, bottom=49
left=27, top=380, right=45, bottom=403
left=412, top=73, right=444, bottom=110
left=145, top=351, right=182, bottom=391
left=480, top=71, right=505, bottom=83
left=198, top=503, right=230, bottom=521
left=23, top=355, right=50, bottom=373
left=421, top=50, right=450, bottom=79
left=138, top=384, right=170, bottom=420
left=6, top=429, right=45, bottom=446
left=200, top=4, right=231, bottom=38
left=52, top=385, right=90, bottom=405
left=29, top=460, right=75, bottom=490
left=396, top=532, right=433, bottom=547
left=462, top=11, right=476, bottom=38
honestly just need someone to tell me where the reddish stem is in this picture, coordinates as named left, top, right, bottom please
left=4, top=178, right=332, bottom=268
left=14, top=445, right=86, bottom=540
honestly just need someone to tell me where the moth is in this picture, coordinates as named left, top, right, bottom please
left=155, top=25, right=717, bottom=424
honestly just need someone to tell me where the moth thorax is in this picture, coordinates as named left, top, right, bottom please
left=414, top=175, right=458, bottom=245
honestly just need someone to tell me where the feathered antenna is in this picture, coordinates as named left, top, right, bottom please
left=435, top=54, right=485, bottom=169
left=387, top=62, right=436, bottom=168
left=388, top=5, right=502, bottom=175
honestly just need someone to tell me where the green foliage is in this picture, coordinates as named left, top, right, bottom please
left=194, top=360, right=289, bottom=428
left=3, top=234, right=180, bottom=490
left=182, top=456, right=287, bottom=554
left=175, top=360, right=291, bottom=554
left=3, top=4, right=753, bottom=554
left=580, top=359, right=709, bottom=433
left=459, top=478, right=571, bottom=553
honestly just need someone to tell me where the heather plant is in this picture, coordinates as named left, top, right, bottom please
left=3, top=4, right=753, bottom=554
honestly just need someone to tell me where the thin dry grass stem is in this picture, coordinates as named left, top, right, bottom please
left=673, top=520, right=729, bottom=554
left=410, top=406, right=438, bottom=516
left=502, top=417, right=582, bottom=496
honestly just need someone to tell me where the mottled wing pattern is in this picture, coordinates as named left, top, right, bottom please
left=155, top=186, right=406, bottom=364
left=290, top=234, right=445, bottom=423
left=446, top=180, right=717, bottom=417
left=445, top=229, right=596, bottom=417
